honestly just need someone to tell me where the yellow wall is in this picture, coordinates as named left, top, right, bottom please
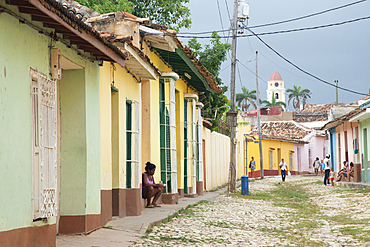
left=247, top=137, right=294, bottom=175
left=150, top=51, right=198, bottom=189
left=100, top=61, right=141, bottom=190
left=236, top=115, right=251, bottom=179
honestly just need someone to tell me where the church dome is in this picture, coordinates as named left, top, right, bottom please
left=269, top=71, right=282, bottom=81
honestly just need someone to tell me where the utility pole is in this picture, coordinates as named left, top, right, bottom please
left=335, top=80, right=339, bottom=105
left=228, top=0, right=238, bottom=191
left=255, top=51, right=264, bottom=179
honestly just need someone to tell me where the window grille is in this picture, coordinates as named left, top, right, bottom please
left=297, top=147, right=302, bottom=172
left=309, top=148, right=313, bottom=170
left=269, top=150, right=274, bottom=170
left=30, top=69, right=57, bottom=219
left=289, top=153, right=294, bottom=171
left=126, top=100, right=140, bottom=189
left=159, top=76, right=177, bottom=193
left=184, top=95, right=198, bottom=195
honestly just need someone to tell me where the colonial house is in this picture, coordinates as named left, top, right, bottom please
left=322, top=107, right=363, bottom=173
left=349, top=99, right=370, bottom=183
left=84, top=5, right=229, bottom=223
left=0, top=0, right=127, bottom=244
left=245, top=121, right=313, bottom=177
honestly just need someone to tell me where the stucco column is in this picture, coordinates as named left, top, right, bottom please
left=184, top=93, right=198, bottom=195
left=162, top=72, right=179, bottom=194
left=196, top=102, right=204, bottom=182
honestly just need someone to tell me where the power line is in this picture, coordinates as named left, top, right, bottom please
left=174, top=0, right=366, bottom=35
left=220, top=63, right=231, bottom=72
left=236, top=59, right=268, bottom=85
left=246, top=27, right=368, bottom=96
left=259, top=52, right=317, bottom=81
left=170, top=15, right=370, bottom=39
left=224, top=0, right=232, bottom=26
left=216, top=0, right=227, bottom=43
left=249, top=0, right=367, bottom=29
left=236, top=62, right=243, bottom=88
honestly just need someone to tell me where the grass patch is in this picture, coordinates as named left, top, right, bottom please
left=102, top=225, right=113, bottom=229
left=339, top=226, right=370, bottom=242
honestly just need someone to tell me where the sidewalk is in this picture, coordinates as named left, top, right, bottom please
left=335, top=181, right=370, bottom=189
left=56, top=184, right=234, bottom=247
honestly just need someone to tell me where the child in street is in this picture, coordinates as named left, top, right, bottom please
left=330, top=167, right=334, bottom=186
left=321, top=159, right=324, bottom=176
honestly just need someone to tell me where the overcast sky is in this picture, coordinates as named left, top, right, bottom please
left=179, top=0, right=370, bottom=111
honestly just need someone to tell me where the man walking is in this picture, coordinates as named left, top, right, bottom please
left=279, top=158, right=288, bottom=182
left=323, top=154, right=331, bottom=185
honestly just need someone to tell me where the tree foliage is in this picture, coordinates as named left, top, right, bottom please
left=286, top=84, right=311, bottom=110
left=77, top=0, right=191, bottom=31
left=188, top=32, right=232, bottom=133
left=236, top=86, right=256, bottom=111
left=130, top=0, right=191, bottom=31
left=78, top=0, right=133, bottom=15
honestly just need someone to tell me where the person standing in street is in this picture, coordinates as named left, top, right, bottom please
left=313, top=157, right=320, bottom=176
left=249, top=157, right=255, bottom=178
left=279, top=158, right=288, bottom=182
left=323, top=154, right=331, bottom=185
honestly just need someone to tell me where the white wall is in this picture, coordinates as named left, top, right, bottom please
left=202, top=127, right=230, bottom=190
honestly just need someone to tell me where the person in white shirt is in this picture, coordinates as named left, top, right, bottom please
left=323, top=154, right=331, bottom=185
left=313, top=157, right=320, bottom=176
left=279, top=158, right=288, bottom=182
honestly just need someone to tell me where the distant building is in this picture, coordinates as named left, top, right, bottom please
left=267, top=71, right=286, bottom=107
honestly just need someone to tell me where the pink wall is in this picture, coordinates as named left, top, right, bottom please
left=295, top=131, right=328, bottom=173
left=335, top=122, right=361, bottom=171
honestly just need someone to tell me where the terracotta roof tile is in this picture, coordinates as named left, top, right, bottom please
left=293, top=104, right=333, bottom=122
left=247, top=121, right=312, bottom=143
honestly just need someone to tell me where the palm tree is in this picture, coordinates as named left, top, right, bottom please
left=260, top=96, right=286, bottom=108
left=236, top=86, right=257, bottom=111
left=286, top=84, right=311, bottom=110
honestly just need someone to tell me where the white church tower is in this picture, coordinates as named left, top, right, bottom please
left=267, top=71, right=286, bottom=107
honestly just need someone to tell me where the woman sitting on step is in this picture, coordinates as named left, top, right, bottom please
left=142, top=162, right=164, bottom=208
left=336, top=161, right=349, bottom=182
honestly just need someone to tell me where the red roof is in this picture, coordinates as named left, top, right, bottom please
left=269, top=71, right=282, bottom=81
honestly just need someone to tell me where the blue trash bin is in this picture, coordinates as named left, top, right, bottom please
left=241, top=175, right=249, bottom=195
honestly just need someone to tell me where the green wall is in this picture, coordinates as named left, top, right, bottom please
left=59, top=67, right=101, bottom=216
left=0, top=7, right=50, bottom=231
left=360, top=118, right=370, bottom=182
left=0, top=2, right=101, bottom=232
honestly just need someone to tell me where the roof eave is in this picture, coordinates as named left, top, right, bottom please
left=13, top=0, right=127, bottom=67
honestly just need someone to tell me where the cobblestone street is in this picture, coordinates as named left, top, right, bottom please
left=133, top=176, right=370, bottom=246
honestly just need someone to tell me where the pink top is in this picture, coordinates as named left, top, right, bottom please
left=142, top=172, right=154, bottom=189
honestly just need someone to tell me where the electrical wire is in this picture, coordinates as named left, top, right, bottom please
left=249, top=0, right=367, bottom=29
left=236, top=62, right=243, bottom=88
left=172, top=0, right=366, bottom=35
left=224, top=0, right=232, bottom=26
left=216, top=0, right=229, bottom=44
left=169, top=16, right=370, bottom=39
left=246, top=27, right=368, bottom=96
left=259, top=52, right=317, bottom=81
left=236, top=59, right=268, bottom=85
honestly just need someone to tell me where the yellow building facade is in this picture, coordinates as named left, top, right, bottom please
left=246, top=138, right=295, bottom=177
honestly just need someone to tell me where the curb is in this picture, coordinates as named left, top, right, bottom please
left=335, top=181, right=370, bottom=190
